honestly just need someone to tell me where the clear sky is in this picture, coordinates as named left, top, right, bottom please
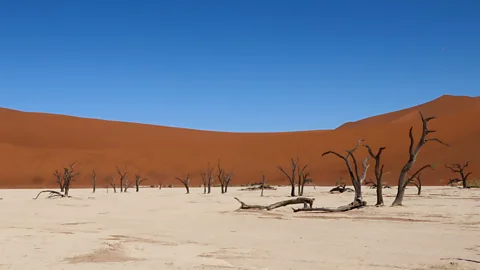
left=1, top=0, right=479, bottom=132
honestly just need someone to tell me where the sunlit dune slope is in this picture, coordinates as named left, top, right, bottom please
left=0, top=95, right=478, bottom=188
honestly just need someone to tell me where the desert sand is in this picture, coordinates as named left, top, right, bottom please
left=0, top=95, right=479, bottom=188
left=0, top=186, right=478, bottom=269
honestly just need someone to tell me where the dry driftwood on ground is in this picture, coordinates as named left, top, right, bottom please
left=329, top=184, right=354, bottom=193
left=234, top=197, right=315, bottom=211
left=292, top=200, right=366, bottom=213
left=33, top=190, right=68, bottom=199
left=240, top=184, right=277, bottom=191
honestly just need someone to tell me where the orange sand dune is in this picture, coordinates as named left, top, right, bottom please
left=0, top=95, right=479, bottom=188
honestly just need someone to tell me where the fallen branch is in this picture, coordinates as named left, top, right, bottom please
left=234, top=197, right=315, bottom=211
left=33, top=190, right=68, bottom=200
left=329, top=184, right=354, bottom=193
left=292, top=200, right=366, bottom=213
left=240, top=185, right=277, bottom=191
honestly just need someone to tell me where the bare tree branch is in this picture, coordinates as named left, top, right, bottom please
left=277, top=157, right=299, bottom=197
left=445, top=161, right=472, bottom=188
left=392, top=110, right=449, bottom=206
left=108, top=176, right=117, bottom=193
left=116, top=167, right=127, bottom=193
left=364, top=144, right=386, bottom=206
left=135, top=173, right=148, bottom=192
left=322, top=139, right=370, bottom=206
left=175, top=174, right=190, bottom=194
left=234, top=197, right=315, bottom=211
left=217, top=161, right=234, bottom=194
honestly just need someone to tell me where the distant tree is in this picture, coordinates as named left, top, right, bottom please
left=217, top=161, right=234, bottom=194
left=277, top=158, right=300, bottom=197
left=175, top=174, right=191, bottom=194
left=135, top=173, right=148, bottom=192
left=92, top=170, right=97, bottom=193
left=201, top=163, right=215, bottom=194
left=116, top=167, right=128, bottom=192
left=445, top=162, right=472, bottom=188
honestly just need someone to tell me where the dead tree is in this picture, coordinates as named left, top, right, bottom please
left=108, top=176, right=117, bottom=193
left=261, top=174, right=266, bottom=196
left=299, top=172, right=311, bottom=196
left=364, top=144, right=386, bottom=206
left=53, top=170, right=64, bottom=192
left=217, top=162, right=234, bottom=194
left=175, top=174, right=190, bottom=194
left=223, top=170, right=233, bottom=193
left=409, top=172, right=422, bottom=195
left=63, top=162, right=79, bottom=197
left=116, top=167, right=127, bottom=193
left=296, top=162, right=308, bottom=196
left=406, top=164, right=432, bottom=195
left=445, top=162, right=472, bottom=188
left=92, top=170, right=97, bottom=193
left=310, top=139, right=370, bottom=212
left=201, top=171, right=207, bottom=194
left=201, top=163, right=215, bottom=194
left=277, top=158, right=299, bottom=197
left=234, top=197, right=315, bottom=210
left=123, top=176, right=133, bottom=192
left=392, top=111, right=448, bottom=206
left=135, top=173, right=148, bottom=192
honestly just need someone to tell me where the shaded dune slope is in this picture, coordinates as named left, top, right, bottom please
left=0, top=95, right=479, bottom=188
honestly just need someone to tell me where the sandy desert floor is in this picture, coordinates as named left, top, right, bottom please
left=0, top=186, right=479, bottom=270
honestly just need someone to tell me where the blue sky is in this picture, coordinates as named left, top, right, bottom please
left=1, top=0, right=478, bottom=132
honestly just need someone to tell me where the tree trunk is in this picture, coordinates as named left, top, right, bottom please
left=353, top=185, right=363, bottom=203
left=376, top=181, right=383, bottom=206
left=392, top=180, right=406, bottom=206
left=203, top=184, right=206, bottom=194
left=290, top=183, right=295, bottom=197
left=184, top=184, right=190, bottom=194
left=297, top=177, right=301, bottom=196
left=261, top=174, right=265, bottom=197
left=207, top=184, right=211, bottom=194
left=224, top=183, right=228, bottom=193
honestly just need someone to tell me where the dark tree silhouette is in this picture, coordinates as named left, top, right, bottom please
left=364, top=144, right=386, bottom=206
left=175, top=174, right=191, bottom=194
left=445, top=162, right=472, bottom=188
left=277, top=158, right=300, bottom=197
left=135, top=173, right=148, bottom=192
left=392, top=111, right=448, bottom=206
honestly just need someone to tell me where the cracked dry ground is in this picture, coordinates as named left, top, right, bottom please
left=0, top=186, right=478, bottom=269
